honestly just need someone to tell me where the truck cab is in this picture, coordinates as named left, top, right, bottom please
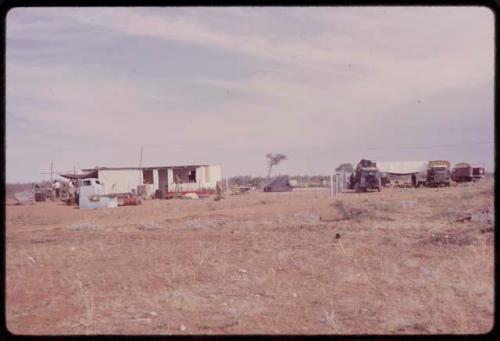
left=350, top=159, right=382, bottom=192
left=427, top=166, right=451, bottom=187
left=427, top=160, right=451, bottom=187
left=472, top=165, right=485, bottom=181
left=77, top=178, right=118, bottom=209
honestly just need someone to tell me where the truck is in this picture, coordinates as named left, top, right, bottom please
left=426, top=160, right=451, bottom=187
left=349, top=159, right=382, bottom=192
left=472, top=165, right=486, bottom=181
left=77, top=178, right=118, bottom=209
left=452, top=163, right=485, bottom=182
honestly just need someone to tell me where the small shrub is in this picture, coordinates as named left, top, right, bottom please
left=332, top=200, right=374, bottom=221
left=292, top=212, right=320, bottom=225
left=372, top=200, right=400, bottom=212
left=69, top=223, right=98, bottom=231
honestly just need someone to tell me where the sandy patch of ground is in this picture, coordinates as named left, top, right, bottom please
left=5, top=180, right=494, bottom=334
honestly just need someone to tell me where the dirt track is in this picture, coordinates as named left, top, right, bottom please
left=5, top=180, right=494, bottom=335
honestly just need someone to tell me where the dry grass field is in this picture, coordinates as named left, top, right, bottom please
left=5, top=179, right=494, bottom=335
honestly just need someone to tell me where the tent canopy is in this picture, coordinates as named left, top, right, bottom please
left=263, top=175, right=293, bottom=192
left=59, top=170, right=98, bottom=180
left=376, top=161, right=428, bottom=175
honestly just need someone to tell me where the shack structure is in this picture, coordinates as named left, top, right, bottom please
left=376, top=161, right=428, bottom=187
left=60, top=164, right=222, bottom=198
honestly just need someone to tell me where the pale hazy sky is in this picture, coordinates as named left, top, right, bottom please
left=6, top=7, right=495, bottom=182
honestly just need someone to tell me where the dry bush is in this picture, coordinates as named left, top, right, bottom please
left=371, top=200, right=402, bottom=213
left=331, top=200, right=375, bottom=221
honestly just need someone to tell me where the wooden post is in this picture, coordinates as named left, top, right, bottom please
left=50, top=162, right=53, bottom=182
left=226, top=178, right=229, bottom=190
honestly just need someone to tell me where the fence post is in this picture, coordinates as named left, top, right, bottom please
left=340, top=171, right=343, bottom=192
left=330, top=175, right=334, bottom=199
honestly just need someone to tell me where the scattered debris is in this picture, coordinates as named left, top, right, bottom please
left=471, top=209, right=494, bottom=224
left=456, top=208, right=494, bottom=225
left=14, top=191, right=34, bottom=205
left=137, top=221, right=161, bottom=230
left=185, top=218, right=226, bottom=229
left=231, top=186, right=252, bottom=195
left=183, top=192, right=199, bottom=200
left=456, top=216, right=472, bottom=223
left=69, top=223, right=98, bottom=231
left=418, top=232, right=475, bottom=247
left=180, top=324, right=186, bottom=331
left=118, top=194, right=142, bottom=206
left=27, top=256, right=36, bottom=264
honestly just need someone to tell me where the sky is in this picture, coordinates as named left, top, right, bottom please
left=5, top=6, right=495, bottom=182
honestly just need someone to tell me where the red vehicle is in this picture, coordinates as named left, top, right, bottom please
left=472, top=165, right=485, bottom=181
left=452, top=163, right=484, bottom=182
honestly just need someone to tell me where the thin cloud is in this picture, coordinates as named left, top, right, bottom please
left=5, top=7, right=494, bottom=182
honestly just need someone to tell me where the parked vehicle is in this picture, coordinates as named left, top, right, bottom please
left=426, top=160, right=451, bottom=187
left=77, top=178, right=118, bottom=209
left=350, top=159, right=382, bottom=192
left=472, top=165, right=485, bottom=181
left=452, top=163, right=474, bottom=182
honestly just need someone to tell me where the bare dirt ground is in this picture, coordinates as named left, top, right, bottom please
left=5, top=179, right=494, bottom=335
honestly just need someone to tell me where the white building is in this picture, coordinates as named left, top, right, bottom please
left=63, top=164, right=222, bottom=198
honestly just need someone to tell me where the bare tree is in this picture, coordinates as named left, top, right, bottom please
left=266, top=153, right=287, bottom=179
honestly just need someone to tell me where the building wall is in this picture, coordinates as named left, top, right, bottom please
left=165, top=165, right=222, bottom=192
left=204, top=165, right=222, bottom=188
left=92, top=165, right=222, bottom=195
left=98, top=169, right=142, bottom=194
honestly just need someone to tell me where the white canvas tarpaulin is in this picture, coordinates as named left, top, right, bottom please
left=376, top=161, right=428, bottom=174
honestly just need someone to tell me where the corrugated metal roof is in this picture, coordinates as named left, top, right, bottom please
left=81, top=164, right=218, bottom=171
